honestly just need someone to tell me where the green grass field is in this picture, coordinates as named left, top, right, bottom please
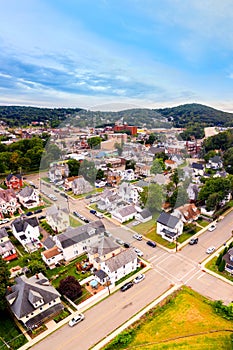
left=103, top=287, right=233, bottom=350
left=0, top=310, right=27, bottom=350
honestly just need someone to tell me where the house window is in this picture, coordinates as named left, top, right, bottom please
left=40, top=307, right=43, bottom=310
left=31, top=312, right=34, bottom=315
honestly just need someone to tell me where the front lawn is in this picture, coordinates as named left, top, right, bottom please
left=205, top=256, right=233, bottom=283
left=132, top=212, right=159, bottom=235
left=103, top=286, right=233, bottom=350
left=69, top=215, right=82, bottom=227
left=0, top=310, right=27, bottom=350
left=74, top=286, right=92, bottom=305
left=197, top=218, right=210, bottom=227
left=145, top=228, right=176, bottom=249
left=53, top=308, right=71, bottom=323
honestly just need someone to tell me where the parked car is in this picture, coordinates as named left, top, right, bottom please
left=115, top=238, right=124, bottom=245
left=73, top=211, right=79, bottom=217
left=90, top=209, right=97, bottom=215
left=133, top=234, right=142, bottom=241
left=134, top=248, right=143, bottom=257
left=60, top=192, right=68, bottom=198
left=208, top=224, right=217, bottom=232
left=123, top=242, right=130, bottom=248
left=120, top=281, right=134, bottom=292
left=83, top=218, right=90, bottom=223
left=95, top=212, right=104, bottom=219
left=146, top=240, right=156, bottom=248
left=85, top=194, right=92, bottom=199
left=1, top=218, right=10, bottom=223
left=34, top=209, right=42, bottom=214
left=26, top=211, right=33, bottom=216
left=38, top=215, right=46, bottom=220
left=206, top=246, right=216, bottom=254
left=68, top=313, right=85, bottom=327
left=189, top=238, right=198, bottom=245
left=133, top=273, right=145, bottom=284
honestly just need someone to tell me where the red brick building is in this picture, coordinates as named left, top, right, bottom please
left=5, top=174, right=23, bottom=189
left=113, top=124, right=137, bottom=135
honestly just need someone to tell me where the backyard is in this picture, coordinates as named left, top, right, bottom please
left=0, top=310, right=27, bottom=350
left=103, top=286, right=233, bottom=350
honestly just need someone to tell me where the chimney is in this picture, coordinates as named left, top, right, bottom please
left=7, top=286, right=12, bottom=293
left=35, top=273, right=39, bottom=279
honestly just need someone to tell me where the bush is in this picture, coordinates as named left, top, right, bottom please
left=213, top=300, right=233, bottom=320
left=58, top=276, right=82, bottom=301
left=216, top=253, right=223, bottom=266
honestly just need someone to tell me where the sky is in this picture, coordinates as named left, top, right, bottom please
left=1, top=0, right=233, bottom=111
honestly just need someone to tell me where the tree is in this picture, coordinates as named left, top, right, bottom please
left=139, top=186, right=148, bottom=207
left=147, top=133, right=156, bottom=145
left=145, top=183, right=164, bottom=212
left=58, top=276, right=82, bottom=301
left=96, top=169, right=105, bottom=180
left=167, top=187, right=189, bottom=209
left=28, top=260, right=46, bottom=275
left=125, top=160, right=136, bottom=171
left=115, top=142, right=123, bottom=156
left=223, top=147, right=233, bottom=174
left=79, top=159, right=97, bottom=184
left=218, top=259, right=226, bottom=272
left=87, top=136, right=101, bottom=149
left=67, top=159, right=80, bottom=176
left=206, top=193, right=220, bottom=211
left=150, top=158, right=164, bottom=175
left=170, top=169, right=183, bottom=188
left=198, top=177, right=230, bottom=207
left=216, top=253, right=223, bottom=266
left=0, top=258, right=10, bottom=310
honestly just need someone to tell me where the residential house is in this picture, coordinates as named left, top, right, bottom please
left=0, top=227, right=17, bottom=261
left=96, top=189, right=121, bottom=212
left=135, top=208, right=152, bottom=223
left=5, top=174, right=23, bottom=189
left=41, top=246, right=64, bottom=269
left=118, top=182, right=140, bottom=204
left=53, top=220, right=105, bottom=262
left=165, top=159, right=177, bottom=170
left=171, top=154, right=184, bottom=166
left=191, top=163, right=204, bottom=177
left=6, top=273, right=64, bottom=329
left=173, top=203, right=200, bottom=224
left=187, top=183, right=200, bottom=202
left=157, top=211, right=183, bottom=242
left=46, top=205, right=70, bottom=233
left=135, top=163, right=151, bottom=177
left=121, top=169, right=135, bottom=181
left=17, top=186, right=40, bottom=209
left=95, top=247, right=138, bottom=284
left=147, top=146, right=165, bottom=157
left=72, top=176, right=92, bottom=195
left=11, top=216, right=40, bottom=252
left=0, top=189, right=21, bottom=218
left=111, top=205, right=137, bottom=223
left=207, top=156, right=223, bottom=170
left=106, top=170, right=121, bottom=186
left=95, top=180, right=107, bottom=188
left=223, top=248, right=233, bottom=275
left=151, top=173, right=170, bottom=186
left=64, top=176, right=79, bottom=191
left=48, top=163, right=69, bottom=183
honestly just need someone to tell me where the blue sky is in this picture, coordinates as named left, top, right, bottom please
left=1, top=0, right=233, bottom=111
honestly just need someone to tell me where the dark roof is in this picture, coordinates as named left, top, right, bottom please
left=12, top=217, right=39, bottom=233
left=162, top=228, right=177, bottom=238
left=6, top=173, right=22, bottom=181
left=43, top=236, right=56, bottom=249
left=139, top=208, right=152, bottom=219
left=148, top=146, right=165, bottom=155
left=94, top=269, right=108, bottom=280
left=0, top=227, right=8, bottom=239
left=157, top=212, right=180, bottom=229
left=56, top=220, right=105, bottom=249
left=223, top=250, right=233, bottom=267
left=6, top=273, right=61, bottom=319
left=192, top=163, right=204, bottom=170
left=209, top=155, right=222, bottom=163
left=89, top=236, right=119, bottom=256
left=25, top=303, right=64, bottom=328
left=18, top=186, right=34, bottom=198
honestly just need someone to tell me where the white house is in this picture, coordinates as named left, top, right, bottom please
left=46, top=205, right=70, bottom=233
left=173, top=203, right=200, bottom=224
left=207, top=156, right=223, bottom=170
left=53, top=220, right=105, bottom=262
left=48, top=163, right=69, bottom=183
left=121, top=169, right=135, bottom=181
left=111, top=205, right=137, bottom=223
left=17, top=186, right=40, bottom=209
left=98, top=247, right=138, bottom=284
left=0, top=227, right=17, bottom=261
left=6, top=273, right=64, bottom=329
left=135, top=208, right=152, bottom=223
left=72, top=176, right=92, bottom=195
left=191, top=163, right=204, bottom=177
left=157, top=212, right=183, bottom=242
left=187, top=183, right=200, bottom=202
left=11, top=217, right=40, bottom=252
left=41, top=246, right=64, bottom=269
left=0, top=189, right=21, bottom=218
left=118, top=182, right=140, bottom=204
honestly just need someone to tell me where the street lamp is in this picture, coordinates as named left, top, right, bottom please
left=106, top=276, right=111, bottom=296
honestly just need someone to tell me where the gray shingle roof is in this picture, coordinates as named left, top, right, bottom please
left=117, top=205, right=136, bottom=217
left=139, top=208, right=152, bottom=219
left=0, top=227, right=8, bottom=239
left=105, top=247, right=137, bottom=273
left=157, top=212, right=180, bottom=229
left=6, top=273, right=60, bottom=319
left=18, top=186, right=34, bottom=198
left=12, top=217, right=39, bottom=233
left=192, top=162, right=204, bottom=170
left=43, top=236, right=56, bottom=249
left=56, top=220, right=105, bottom=249
left=89, top=236, right=119, bottom=256
left=94, top=269, right=108, bottom=279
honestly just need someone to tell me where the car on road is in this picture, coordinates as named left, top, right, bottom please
left=134, top=248, right=143, bottom=257
left=206, top=246, right=216, bottom=254
left=115, top=238, right=124, bottom=245
left=38, top=215, right=46, bottom=220
left=123, top=242, right=130, bottom=248
left=132, top=221, right=140, bottom=226
left=85, top=194, right=92, bottom=199
left=34, top=209, right=42, bottom=214
left=1, top=218, right=10, bottom=223
left=208, top=224, right=217, bottom=232
left=120, top=281, right=134, bottom=292
left=146, top=240, right=156, bottom=248
left=90, top=209, right=97, bottom=215
left=60, top=192, right=68, bottom=198
left=83, top=218, right=90, bottom=223
left=133, top=273, right=145, bottom=284
left=26, top=211, right=33, bottom=216
left=133, top=233, right=142, bottom=241
left=189, top=237, right=198, bottom=245
left=68, top=313, right=85, bottom=327
left=95, top=212, right=104, bottom=219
